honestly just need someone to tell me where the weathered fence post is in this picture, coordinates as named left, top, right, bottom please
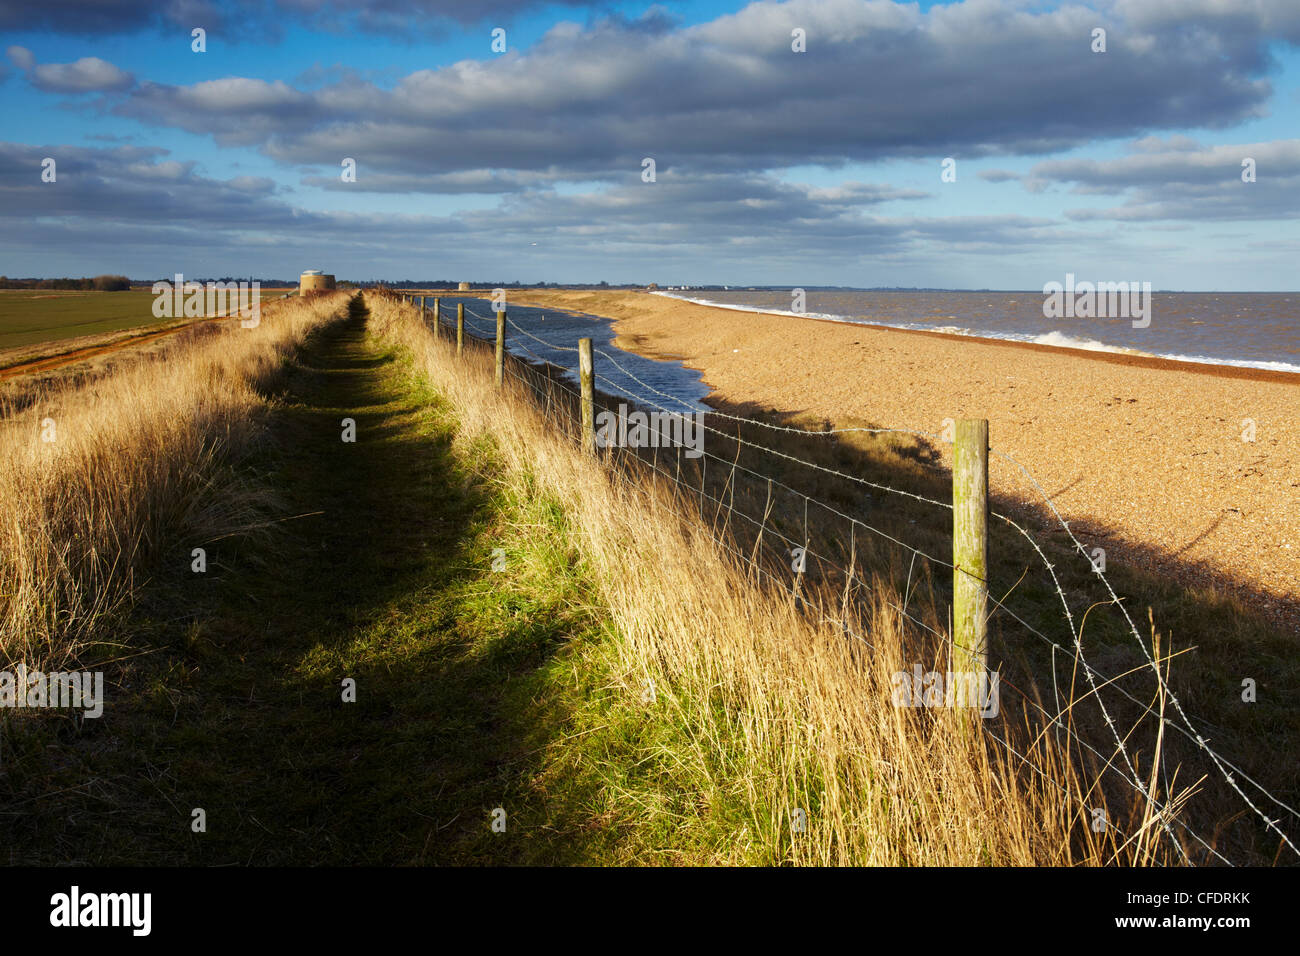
left=495, top=310, right=506, bottom=390
left=952, top=418, right=989, bottom=678
left=433, top=297, right=440, bottom=338
left=578, top=338, right=595, bottom=456
left=419, top=294, right=426, bottom=318
left=456, top=303, right=464, bottom=357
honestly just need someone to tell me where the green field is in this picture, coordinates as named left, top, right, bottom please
left=0, top=289, right=170, bottom=351
left=0, top=288, right=295, bottom=352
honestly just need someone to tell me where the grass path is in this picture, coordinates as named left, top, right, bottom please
left=3, top=295, right=604, bottom=865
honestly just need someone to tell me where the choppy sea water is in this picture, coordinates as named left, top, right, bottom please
left=653, top=290, right=1300, bottom=376
left=437, top=296, right=712, bottom=412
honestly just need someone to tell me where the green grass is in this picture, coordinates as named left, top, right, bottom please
left=0, top=290, right=171, bottom=351
left=4, top=290, right=1294, bottom=865
left=0, top=291, right=851, bottom=866
left=0, top=288, right=296, bottom=353
left=0, top=295, right=622, bottom=864
left=593, top=399, right=1300, bottom=862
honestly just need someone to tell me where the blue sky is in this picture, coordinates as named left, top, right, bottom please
left=2, top=0, right=1298, bottom=288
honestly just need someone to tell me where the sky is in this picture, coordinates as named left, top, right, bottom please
left=1, top=0, right=1298, bottom=289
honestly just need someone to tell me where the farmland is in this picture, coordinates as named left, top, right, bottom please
left=0, top=287, right=297, bottom=354
left=0, top=289, right=169, bottom=351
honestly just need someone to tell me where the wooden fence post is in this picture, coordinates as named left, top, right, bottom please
left=578, top=338, right=595, bottom=456
left=457, top=303, right=464, bottom=357
left=433, top=297, right=440, bottom=337
left=495, top=310, right=506, bottom=389
left=952, top=418, right=989, bottom=677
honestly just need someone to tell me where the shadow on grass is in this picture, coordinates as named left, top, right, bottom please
left=0, top=294, right=608, bottom=865
left=491, top=336, right=1300, bottom=866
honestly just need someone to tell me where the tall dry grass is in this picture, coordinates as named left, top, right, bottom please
left=0, top=291, right=350, bottom=669
left=368, top=291, right=1193, bottom=865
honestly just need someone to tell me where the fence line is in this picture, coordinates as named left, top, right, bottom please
left=398, top=292, right=1296, bottom=864
left=462, top=298, right=1202, bottom=859
left=500, top=321, right=1202, bottom=860
left=562, top=366, right=1213, bottom=864
left=577, top=347, right=1191, bottom=860
left=560, top=303, right=1299, bottom=859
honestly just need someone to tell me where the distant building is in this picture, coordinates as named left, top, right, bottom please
left=457, top=281, right=471, bottom=291
left=300, top=269, right=336, bottom=294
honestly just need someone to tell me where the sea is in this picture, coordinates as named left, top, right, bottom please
left=652, top=290, right=1300, bottom=376
left=438, top=296, right=713, bottom=412
left=429, top=290, right=1299, bottom=416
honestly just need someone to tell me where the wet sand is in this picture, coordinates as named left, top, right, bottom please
left=501, top=289, right=1300, bottom=631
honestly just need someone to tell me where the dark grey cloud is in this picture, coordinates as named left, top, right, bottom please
left=0, top=0, right=600, bottom=36
left=1008, top=138, right=1300, bottom=221
left=0, top=0, right=247, bottom=35
left=301, top=167, right=585, bottom=194
left=95, top=0, right=1300, bottom=194
left=288, top=0, right=609, bottom=34
left=449, top=174, right=933, bottom=242
left=0, top=138, right=1067, bottom=279
left=7, top=0, right=1299, bottom=284
left=0, top=141, right=293, bottom=227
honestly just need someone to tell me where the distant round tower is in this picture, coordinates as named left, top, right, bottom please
left=457, top=281, right=471, bottom=291
left=300, top=270, right=336, bottom=294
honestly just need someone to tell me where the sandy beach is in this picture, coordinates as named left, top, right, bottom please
left=501, top=289, right=1300, bottom=631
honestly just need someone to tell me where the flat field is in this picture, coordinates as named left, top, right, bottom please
left=0, top=287, right=296, bottom=352
left=0, top=289, right=168, bottom=351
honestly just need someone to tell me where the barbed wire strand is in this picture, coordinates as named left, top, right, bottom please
left=410, top=298, right=1294, bottom=861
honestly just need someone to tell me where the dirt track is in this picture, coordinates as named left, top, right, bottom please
left=0, top=296, right=295, bottom=381
left=0, top=323, right=204, bottom=381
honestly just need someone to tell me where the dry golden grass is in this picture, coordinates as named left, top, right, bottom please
left=367, top=292, right=1194, bottom=866
left=0, top=291, right=350, bottom=669
left=0, top=284, right=1196, bottom=865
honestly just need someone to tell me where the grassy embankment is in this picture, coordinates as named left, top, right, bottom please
left=448, top=289, right=1299, bottom=865
left=0, top=291, right=345, bottom=667
left=0, top=290, right=1202, bottom=865
left=364, top=292, right=1185, bottom=865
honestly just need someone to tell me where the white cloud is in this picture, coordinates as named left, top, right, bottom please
left=9, top=46, right=135, bottom=93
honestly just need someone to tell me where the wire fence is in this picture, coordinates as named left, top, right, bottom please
left=398, top=291, right=1298, bottom=867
